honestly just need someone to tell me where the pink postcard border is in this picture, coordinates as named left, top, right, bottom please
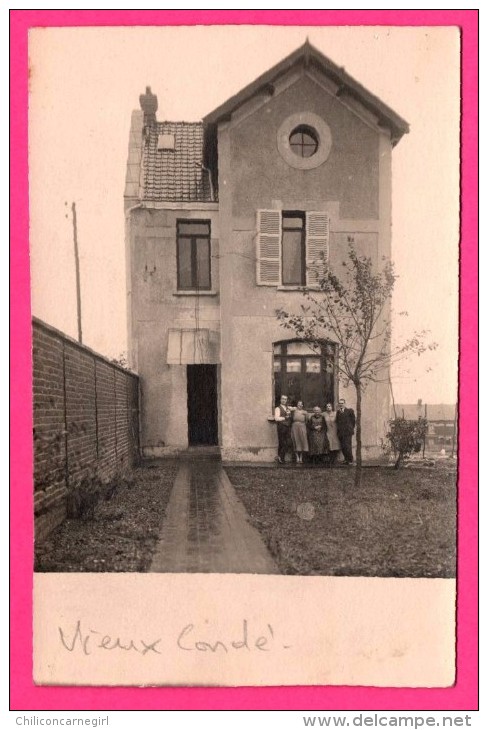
left=10, top=10, right=478, bottom=711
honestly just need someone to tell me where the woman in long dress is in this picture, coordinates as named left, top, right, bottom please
left=291, top=400, right=309, bottom=464
left=307, top=406, right=329, bottom=464
left=323, top=403, right=341, bottom=465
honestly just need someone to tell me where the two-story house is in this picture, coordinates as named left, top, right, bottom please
left=124, top=41, right=409, bottom=461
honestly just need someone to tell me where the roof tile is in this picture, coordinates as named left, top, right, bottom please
left=142, top=121, right=214, bottom=203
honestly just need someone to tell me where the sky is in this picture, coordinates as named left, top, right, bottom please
left=28, top=25, right=460, bottom=404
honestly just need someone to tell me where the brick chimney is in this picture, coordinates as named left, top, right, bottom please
left=139, top=86, right=158, bottom=125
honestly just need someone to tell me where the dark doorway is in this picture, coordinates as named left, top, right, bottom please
left=187, top=365, right=218, bottom=446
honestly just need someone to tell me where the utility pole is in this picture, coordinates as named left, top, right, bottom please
left=71, top=202, right=83, bottom=343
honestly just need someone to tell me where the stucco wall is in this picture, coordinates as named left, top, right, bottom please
left=127, top=206, right=220, bottom=453
left=230, top=74, right=379, bottom=220
left=218, top=72, right=391, bottom=460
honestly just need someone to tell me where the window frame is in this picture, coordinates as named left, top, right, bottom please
left=176, top=219, right=211, bottom=291
left=256, top=209, right=329, bottom=289
left=272, top=339, right=338, bottom=410
left=281, top=211, right=306, bottom=287
left=277, top=112, right=332, bottom=170
left=289, top=125, right=319, bottom=158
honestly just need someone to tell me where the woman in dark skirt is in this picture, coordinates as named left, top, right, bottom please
left=307, top=406, right=329, bottom=464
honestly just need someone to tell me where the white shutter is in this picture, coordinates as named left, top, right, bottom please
left=256, top=209, right=281, bottom=286
left=306, top=211, right=330, bottom=287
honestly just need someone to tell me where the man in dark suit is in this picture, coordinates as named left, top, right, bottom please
left=336, top=397, right=356, bottom=464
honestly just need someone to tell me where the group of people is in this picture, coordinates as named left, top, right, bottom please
left=274, top=395, right=356, bottom=465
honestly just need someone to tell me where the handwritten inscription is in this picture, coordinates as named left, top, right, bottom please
left=177, top=620, right=291, bottom=652
left=59, top=620, right=162, bottom=656
left=58, top=619, right=291, bottom=656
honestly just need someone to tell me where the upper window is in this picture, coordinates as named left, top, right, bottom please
left=282, top=212, right=306, bottom=286
left=289, top=125, right=319, bottom=158
left=176, top=220, right=211, bottom=291
left=256, top=210, right=330, bottom=288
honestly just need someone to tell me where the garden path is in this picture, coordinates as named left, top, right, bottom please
left=149, top=458, right=279, bottom=574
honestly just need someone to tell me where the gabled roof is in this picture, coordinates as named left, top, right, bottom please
left=203, top=40, right=409, bottom=144
left=142, top=121, right=213, bottom=202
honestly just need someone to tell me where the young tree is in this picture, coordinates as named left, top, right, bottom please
left=276, top=245, right=436, bottom=484
left=386, top=417, right=429, bottom=469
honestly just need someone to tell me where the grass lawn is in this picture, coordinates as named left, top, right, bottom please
left=35, top=461, right=178, bottom=572
left=226, top=462, right=457, bottom=577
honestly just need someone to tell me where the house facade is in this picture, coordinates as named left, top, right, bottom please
left=124, top=42, right=408, bottom=461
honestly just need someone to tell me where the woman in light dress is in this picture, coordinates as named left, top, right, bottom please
left=291, top=400, right=309, bottom=464
left=323, top=402, right=341, bottom=465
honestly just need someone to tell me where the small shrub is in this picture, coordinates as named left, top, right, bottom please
left=103, top=470, right=136, bottom=501
left=386, top=418, right=428, bottom=470
left=66, top=476, right=104, bottom=520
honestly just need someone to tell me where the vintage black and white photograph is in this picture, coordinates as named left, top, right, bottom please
left=29, top=24, right=460, bottom=687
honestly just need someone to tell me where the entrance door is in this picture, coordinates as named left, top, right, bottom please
left=187, top=365, right=218, bottom=446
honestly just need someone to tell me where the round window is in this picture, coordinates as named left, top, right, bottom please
left=289, top=125, right=319, bottom=158
left=277, top=113, right=332, bottom=170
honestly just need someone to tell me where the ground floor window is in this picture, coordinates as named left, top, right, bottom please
left=273, top=340, right=336, bottom=409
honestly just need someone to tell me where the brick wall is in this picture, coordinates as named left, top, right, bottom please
left=33, top=318, right=140, bottom=541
